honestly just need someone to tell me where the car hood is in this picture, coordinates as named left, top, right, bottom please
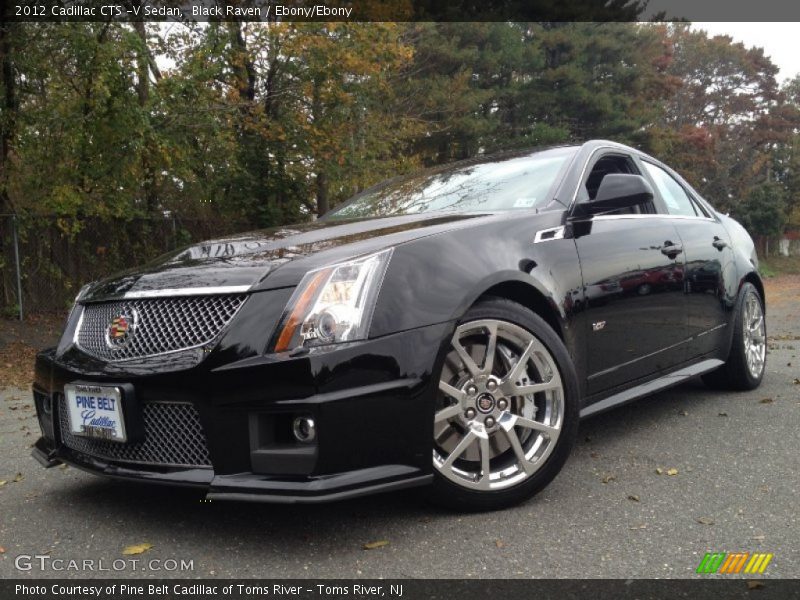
left=82, top=213, right=488, bottom=301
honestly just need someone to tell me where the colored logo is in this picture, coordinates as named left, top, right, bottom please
left=105, top=312, right=136, bottom=348
left=476, top=394, right=495, bottom=413
left=696, top=552, right=773, bottom=574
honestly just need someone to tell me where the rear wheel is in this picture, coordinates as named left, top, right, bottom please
left=429, top=298, right=579, bottom=511
left=702, top=282, right=766, bottom=390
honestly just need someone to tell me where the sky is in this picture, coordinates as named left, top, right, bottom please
left=691, top=23, right=800, bottom=83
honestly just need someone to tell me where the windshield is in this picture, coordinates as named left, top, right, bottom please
left=326, top=147, right=577, bottom=219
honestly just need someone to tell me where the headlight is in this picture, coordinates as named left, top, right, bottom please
left=272, top=249, right=393, bottom=352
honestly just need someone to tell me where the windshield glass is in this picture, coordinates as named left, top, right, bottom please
left=326, top=147, right=577, bottom=219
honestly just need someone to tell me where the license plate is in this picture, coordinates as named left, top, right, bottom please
left=64, top=383, right=127, bottom=442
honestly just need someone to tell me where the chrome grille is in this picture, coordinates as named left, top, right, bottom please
left=76, top=295, right=247, bottom=361
left=58, top=396, right=212, bottom=468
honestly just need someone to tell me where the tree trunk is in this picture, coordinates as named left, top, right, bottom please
left=228, top=23, right=256, bottom=103
left=227, top=23, right=265, bottom=219
left=134, top=21, right=149, bottom=106
left=311, top=76, right=329, bottom=217
left=316, top=172, right=329, bottom=217
left=134, top=19, right=158, bottom=215
left=0, top=19, right=18, bottom=308
left=0, top=19, right=17, bottom=215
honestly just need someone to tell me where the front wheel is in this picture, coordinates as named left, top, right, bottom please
left=702, top=282, right=766, bottom=390
left=429, top=298, right=579, bottom=511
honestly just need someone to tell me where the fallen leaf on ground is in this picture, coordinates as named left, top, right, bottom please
left=122, top=543, right=153, bottom=556
left=0, top=342, right=38, bottom=389
left=718, top=412, right=728, bottom=417
left=666, top=468, right=679, bottom=476
left=12, top=473, right=23, bottom=483
left=363, top=540, right=389, bottom=550
left=601, top=474, right=616, bottom=484
left=0, top=481, right=7, bottom=487
left=655, top=468, right=663, bottom=475
left=746, top=581, right=765, bottom=590
left=495, top=540, right=504, bottom=548
left=696, top=517, right=715, bottom=525
left=760, top=397, right=774, bottom=404
left=793, top=378, right=800, bottom=385
left=0, top=547, right=5, bottom=554
left=627, top=494, right=640, bottom=502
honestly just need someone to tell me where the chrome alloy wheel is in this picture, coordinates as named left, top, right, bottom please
left=433, top=319, right=565, bottom=491
left=743, top=291, right=766, bottom=379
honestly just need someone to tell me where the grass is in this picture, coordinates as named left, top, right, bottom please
left=759, top=255, right=800, bottom=278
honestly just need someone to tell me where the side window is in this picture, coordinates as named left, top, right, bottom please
left=584, top=154, right=653, bottom=215
left=642, top=162, right=698, bottom=217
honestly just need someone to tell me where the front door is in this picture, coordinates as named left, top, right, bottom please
left=571, top=150, right=689, bottom=395
left=576, top=215, right=688, bottom=395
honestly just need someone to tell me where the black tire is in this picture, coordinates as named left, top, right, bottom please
left=429, top=297, right=580, bottom=512
left=701, top=282, right=766, bottom=391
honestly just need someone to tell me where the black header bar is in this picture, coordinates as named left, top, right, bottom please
left=6, top=0, right=800, bottom=23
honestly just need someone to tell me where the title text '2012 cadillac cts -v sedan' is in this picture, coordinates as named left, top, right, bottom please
left=33, top=140, right=765, bottom=510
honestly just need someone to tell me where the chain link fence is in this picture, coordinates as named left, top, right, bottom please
left=0, top=214, right=257, bottom=317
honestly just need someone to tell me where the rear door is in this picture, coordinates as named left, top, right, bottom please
left=573, top=151, right=689, bottom=395
left=639, top=160, right=734, bottom=358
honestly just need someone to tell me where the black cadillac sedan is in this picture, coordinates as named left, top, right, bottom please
left=33, top=140, right=765, bottom=511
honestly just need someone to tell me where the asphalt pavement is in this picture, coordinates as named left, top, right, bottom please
left=0, top=280, right=797, bottom=579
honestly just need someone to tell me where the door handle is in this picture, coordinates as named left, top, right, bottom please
left=712, top=236, right=728, bottom=250
left=660, top=241, right=683, bottom=257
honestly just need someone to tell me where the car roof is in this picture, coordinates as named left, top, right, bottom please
left=476, top=139, right=651, bottom=163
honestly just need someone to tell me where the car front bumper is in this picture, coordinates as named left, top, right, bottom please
left=32, top=322, right=452, bottom=503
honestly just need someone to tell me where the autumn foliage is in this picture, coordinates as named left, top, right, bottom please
left=1, top=22, right=799, bottom=308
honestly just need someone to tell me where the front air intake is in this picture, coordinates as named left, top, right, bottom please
left=58, top=396, right=212, bottom=468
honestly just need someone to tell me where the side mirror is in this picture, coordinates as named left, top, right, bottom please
left=574, top=174, right=654, bottom=217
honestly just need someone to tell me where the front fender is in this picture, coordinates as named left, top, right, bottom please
left=449, top=269, right=565, bottom=326
left=369, top=211, right=583, bottom=342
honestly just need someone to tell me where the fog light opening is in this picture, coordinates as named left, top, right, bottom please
left=292, top=416, right=316, bottom=443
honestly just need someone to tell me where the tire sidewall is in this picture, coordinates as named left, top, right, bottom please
left=731, top=282, right=766, bottom=388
